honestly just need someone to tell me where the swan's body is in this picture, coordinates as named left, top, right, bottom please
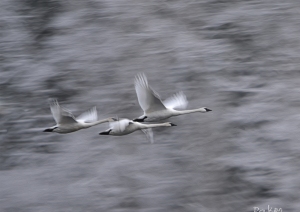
left=44, top=99, right=115, bottom=134
left=99, top=118, right=176, bottom=143
left=133, top=73, right=212, bottom=122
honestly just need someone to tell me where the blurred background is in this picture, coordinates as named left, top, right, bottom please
left=1, top=0, right=300, bottom=211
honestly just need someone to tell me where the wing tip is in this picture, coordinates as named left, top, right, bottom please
left=135, top=72, right=148, bottom=88
left=49, top=98, right=59, bottom=106
left=78, top=106, right=98, bottom=122
left=163, top=91, right=189, bottom=109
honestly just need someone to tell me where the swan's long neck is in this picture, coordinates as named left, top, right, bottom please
left=82, top=118, right=112, bottom=128
left=139, top=123, right=170, bottom=129
left=172, top=108, right=206, bottom=116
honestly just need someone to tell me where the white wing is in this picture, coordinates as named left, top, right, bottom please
left=76, top=106, right=98, bottom=123
left=135, top=73, right=166, bottom=113
left=163, top=91, right=188, bottom=109
left=109, top=119, right=130, bottom=133
left=141, top=128, right=154, bottom=143
left=49, top=99, right=77, bottom=124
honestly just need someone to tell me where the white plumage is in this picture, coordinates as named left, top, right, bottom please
left=44, top=99, right=115, bottom=134
left=134, top=73, right=212, bottom=122
left=99, top=118, right=176, bottom=143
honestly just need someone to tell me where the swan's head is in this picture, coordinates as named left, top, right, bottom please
left=200, top=107, right=212, bottom=113
left=99, top=129, right=112, bottom=135
left=167, top=122, right=177, bottom=126
left=43, top=126, right=58, bottom=133
left=108, top=117, right=118, bottom=122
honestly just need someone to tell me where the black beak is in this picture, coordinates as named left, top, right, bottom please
left=43, top=129, right=53, bottom=132
left=205, top=108, right=212, bottom=112
left=133, top=116, right=147, bottom=122
left=170, top=123, right=177, bottom=126
left=133, top=118, right=143, bottom=122
left=99, top=129, right=111, bottom=135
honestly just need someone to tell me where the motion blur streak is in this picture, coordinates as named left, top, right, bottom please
left=0, top=0, right=299, bottom=211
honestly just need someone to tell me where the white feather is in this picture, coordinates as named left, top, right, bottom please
left=77, top=106, right=98, bottom=123
left=109, top=119, right=131, bottom=133
left=163, top=91, right=188, bottom=109
left=141, top=128, right=154, bottom=143
left=133, top=73, right=211, bottom=122
left=45, top=99, right=113, bottom=134
left=100, top=118, right=175, bottom=143
left=49, top=99, right=77, bottom=124
left=135, top=73, right=166, bottom=113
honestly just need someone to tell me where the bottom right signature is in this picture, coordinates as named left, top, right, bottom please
left=253, top=205, right=282, bottom=212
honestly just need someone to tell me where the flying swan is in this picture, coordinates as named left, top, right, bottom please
left=43, top=99, right=115, bottom=133
left=133, top=73, right=212, bottom=122
left=99, top=118, right=176, bottom=143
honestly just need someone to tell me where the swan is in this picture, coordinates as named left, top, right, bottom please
left=133, top=73, right=212, bottom=122
left=99, top=118, right=176, bottom=143
left=43, top=99, right=115, bottom=134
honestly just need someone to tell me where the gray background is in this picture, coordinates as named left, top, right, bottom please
left=1, top=0, right=300, bottom=211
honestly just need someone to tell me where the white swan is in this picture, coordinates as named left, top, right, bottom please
left=43, top=99, right=115, bottom=134
left=99, top=118, right=176, bottom=143
left=133, top=73, right=212, bottom=122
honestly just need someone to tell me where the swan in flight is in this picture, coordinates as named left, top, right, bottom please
left=133, top=73, right=212, bottom=122
left=44, top=99, right=115, bottom=134
left=99, top=118, right=176, bottom=143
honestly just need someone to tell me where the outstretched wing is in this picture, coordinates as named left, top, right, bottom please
left=49, top=99, right=77, bottom=124
left=141, top=128, right=154, bottom=143
left=109, top=119, right=130, bottom=133
left=135, top=73, right=166, bottom=113
left=163, top=91, right=188, bottom=109
left=76, top=106, right=98, bottom=123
